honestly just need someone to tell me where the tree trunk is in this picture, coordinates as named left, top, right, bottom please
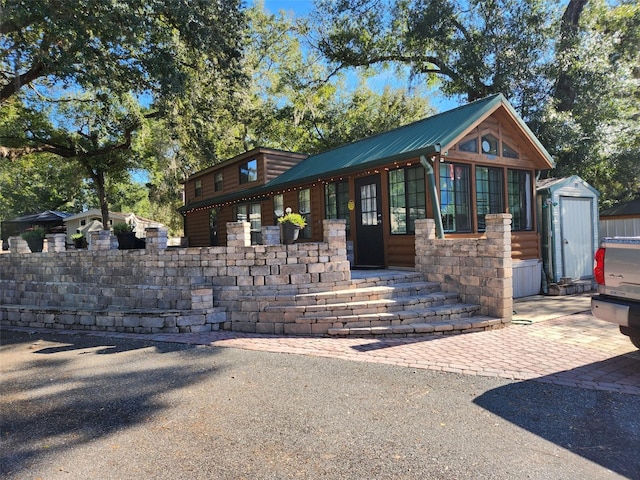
left=554, top=0, right=589, bottom=112
left=95, top=169, right=110, bottom=230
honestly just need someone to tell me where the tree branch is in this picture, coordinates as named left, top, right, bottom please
left=0, top=63, right=47, bottom=103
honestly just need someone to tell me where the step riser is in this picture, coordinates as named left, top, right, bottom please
left=254, top=305, right=481, bottom=325
left=263, top=294, right=460, bottom=315
left=295, top=299, right=461, bottom=317
left=242, top=284, right=442, bottom=306
left=238, top=315, right=507, bottom=337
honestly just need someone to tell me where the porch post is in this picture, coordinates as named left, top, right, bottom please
left=420, top=155, right=444, bottom=239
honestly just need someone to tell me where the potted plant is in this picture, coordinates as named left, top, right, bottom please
left=113, top=222, right=136, bottom=250
left=21, top=226, right=46, bottom=253
left=71, top=232, right=86, bottom=249
left=278, top=209, right=307, bottom=245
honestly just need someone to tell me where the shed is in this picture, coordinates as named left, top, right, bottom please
left=536, top=176, right=599, bottom=284
left=599, top=197, right=640, bottom=239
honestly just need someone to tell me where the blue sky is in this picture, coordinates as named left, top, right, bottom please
left=257, top=0, right=315, bottom=16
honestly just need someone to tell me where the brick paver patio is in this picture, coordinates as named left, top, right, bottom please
left=8, top=310, right=638, bottom=395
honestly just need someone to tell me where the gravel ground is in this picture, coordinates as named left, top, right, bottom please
left=1, top=329, right=638, bottom=480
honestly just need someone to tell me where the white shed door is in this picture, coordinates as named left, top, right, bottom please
left=560, top=196, right=594, bottom=280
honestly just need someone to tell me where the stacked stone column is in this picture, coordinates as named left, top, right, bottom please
left=46, top=234, right=66, bottom=253
left=145, top=227, right=168, bottom=252
left=227, top=222, right=251, bottom=247
left=415, top=214, right=513, bottom=320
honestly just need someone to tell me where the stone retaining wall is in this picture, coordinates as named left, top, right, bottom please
left=0, top=220, right=350, bottom=334
left=415, top=214, right=513, bottom=319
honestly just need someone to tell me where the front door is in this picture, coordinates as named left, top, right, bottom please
left=354, top=174, right=385, bottom=267
left=560, top=196, right=593, bottom=279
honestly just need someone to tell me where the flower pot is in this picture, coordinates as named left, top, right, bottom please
left=116, top=232, right=137, bottom=250
left=73, top=238, right=86, bottom=249
left=25, top=237, right=44, bottom=253
left=281, top=222, right=301, bottom=245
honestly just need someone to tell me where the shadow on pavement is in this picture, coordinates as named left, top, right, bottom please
left=0, top=330, right=223, bottom=478
left=474, top=370, right=640, bottom=479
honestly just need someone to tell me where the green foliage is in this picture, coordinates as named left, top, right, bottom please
left=1, top=0, right=246, bottom=227
left=71, top=232, right=84, bottom=241
left=1, top=0, right=244, bottom=103
left=20, top=226, right=45, bottom=240
left=278, top=212, right=307, bottom=228
left=112, top=223, right=134, bottom=234
left=0, top=152, right=86, bottom=221
left=194, top=5, right=435, bottom=160
left=313, top=0, right=554, bottom=110
left=534, top=0, right=640, bottom=207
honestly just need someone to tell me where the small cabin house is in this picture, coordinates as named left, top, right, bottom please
left=64, top=209, right=164, bottom=246
left=536, top=176, right=599, bottom=285
left=180, top=94, right=555, bottom=297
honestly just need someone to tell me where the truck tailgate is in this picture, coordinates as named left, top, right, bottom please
left=602, top=239, right=640, bottom=301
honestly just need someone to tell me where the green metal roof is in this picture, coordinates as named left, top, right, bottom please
left=262, top=93, right=553, bottom=191
left=266, top=94, right=502, bottom=189
left=180, top=94, right=555, bottom=212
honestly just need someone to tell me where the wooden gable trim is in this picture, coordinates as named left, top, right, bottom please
left=441, top=103, right=553, bottom=171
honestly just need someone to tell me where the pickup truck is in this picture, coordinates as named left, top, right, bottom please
left=591, top=237, right=640, bottom=348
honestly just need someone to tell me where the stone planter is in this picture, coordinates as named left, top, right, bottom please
left=281, top=222, right=301, bottom=245
left=116, top=232, right=137, bottom=250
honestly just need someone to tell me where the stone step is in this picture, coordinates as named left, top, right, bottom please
left=327, top=315, right=507, bottom=337
left=261, top=291, right=461, bottom=318
left=0, top=303, right=227, bottom=334
left=295, top=302, right=482, bottom=326
left=349, top=270, right=427, bottom=288
left=242, top=282, right=443, bottom=307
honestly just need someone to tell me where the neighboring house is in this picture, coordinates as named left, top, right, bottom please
left=536, top=176, right=599, bottom=285
left=180, top=94, right=555, bottom=297
left=599, top=197, right=640, bottom=240
left=1, top=210, right=71, bottom=250
left=64, top=209, right=163, bottom=246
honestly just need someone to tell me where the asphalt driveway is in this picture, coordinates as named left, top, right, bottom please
left=1, top=325, right=639, bottom=480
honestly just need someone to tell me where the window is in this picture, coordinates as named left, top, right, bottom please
left=476, top=166, right=504, bottom=231
left=481, top=134, right=499, bottom=155
left=360, top=183, right=377, bottom=226
left=458, top=138, right=478, bottom=153
left=273, top=193, right=284, bottom=221
left=234, top=203, right=262, bottom=244
left=239, top=159, right=257, bottom=184
left=508, top=169, right=533, bottom=231
left=389, top=166, right=426, bottom=234
left=502, top=142, right=519, bottom=159
left=214, top=172, right=223, bottom=191
left=440, top=162, right=471, bottom=232
left=194, top=179, right=202, bottom=197
left=325, top=181, right=351, bottom=236
left=298, top=188, right=311, bottom=239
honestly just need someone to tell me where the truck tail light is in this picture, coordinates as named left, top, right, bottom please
left=594, top=247, right=605, bottom=285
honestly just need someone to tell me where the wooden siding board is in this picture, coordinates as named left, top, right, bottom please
left=387, top=235, right=415, bottom=268
left=265, top=153, right=308, bottom=182
left=186, top=210, right=211, bottom=247
left=511, top=231, right=539, bottom=260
